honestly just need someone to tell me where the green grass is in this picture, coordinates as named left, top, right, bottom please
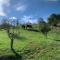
left=0, top=29, right=60, bottom=60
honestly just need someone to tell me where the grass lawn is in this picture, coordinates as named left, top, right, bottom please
left=0, top=29, right=60, bottom=60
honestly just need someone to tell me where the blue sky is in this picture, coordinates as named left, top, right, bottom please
left=0, top=0, right=60, bottom=23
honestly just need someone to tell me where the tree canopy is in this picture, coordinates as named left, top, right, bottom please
left=48, top=14, right=60, bottom=26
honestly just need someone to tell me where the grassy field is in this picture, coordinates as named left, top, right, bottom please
left=0, top=28, right=60, bottom=60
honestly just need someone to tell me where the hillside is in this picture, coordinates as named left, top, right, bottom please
left=0, top=29, right=60, bottom=60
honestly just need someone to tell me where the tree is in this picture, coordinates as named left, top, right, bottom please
left=48, top=13, right=60, bottom=27
left=41, top=23, right=51, bottom=39
left=1, top=19, right=11, bottom=30
left=38, top=17, right=51, bottom=38
left=5, top=18, right=22, bottom=58
left=16, top=19, right=20, bottom=34
left=38, top=17, right=45, bottom=31
left=2, top=18, right=20, bottom=50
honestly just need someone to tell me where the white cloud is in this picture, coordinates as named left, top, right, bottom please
left=21, top=16, right=37, bottom=24
left=21, top=16, right=32, bottom=23
left=9, top=17, right=17, bottom=25
left=0, top=0, right=10, bottom=16
left=15, top=3, right=27, bottom=12
left=16, top=5, right=26, bottom=11
left=9, top=17, right=17, bottom=19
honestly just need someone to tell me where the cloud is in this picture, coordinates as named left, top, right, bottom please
left=14, top=3, right=27, bottom=12
left=9, top=17, right=17, bottom=25
left=9, top=17, right=17, bottom=19
left=0, top=0, right=10, bottom=16
left=21, top=16, right=37, bottom=24
left=16, top=5, right=26, bottom=11
left=21, top=16, right=32, bottom=23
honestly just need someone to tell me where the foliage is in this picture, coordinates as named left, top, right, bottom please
left=1, top=19, right=11, bottom=30
left=48, top=13, right=60, bottom=26
left=41, top=23, right=51, bottom=38
left=38, top=17, right=51, bottom=38
left=38, top=17, right=45, bottom=31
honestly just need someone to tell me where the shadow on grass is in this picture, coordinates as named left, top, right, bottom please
left=0, top=55, right=22, bottom=60
left=47, top=38, right=60, bottom=42
left=27, top=29, right=39, bottom=32
left=10, top=33, right=27, bottom=41
left=15, top=36, right=27, bottom=40
left=0, top=43, right=2, bottom=45
left=0, top=41, right=22, bottom=60
left=11, top=47, right=22, bottom=60
left=0, top=45, right=22, bottom=60
left=5, top=32, right=23, bottom=60
left=55, top=39, right=60, bottom=42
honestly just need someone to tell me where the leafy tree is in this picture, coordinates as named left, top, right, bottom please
left=1, top=19, right=11, bottom=30
left=38, top=17, right=45, bottom=31
left=41, top=23, right=51, bottom=38
left=38, top=17, right=51, bottom=38
left=48, top=13, right=60, bottom=27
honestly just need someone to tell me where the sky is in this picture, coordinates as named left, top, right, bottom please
left=0, top=0, right=60, bottom=23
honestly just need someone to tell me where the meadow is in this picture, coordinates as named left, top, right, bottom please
left=0, top=28, right=60, bottom=60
